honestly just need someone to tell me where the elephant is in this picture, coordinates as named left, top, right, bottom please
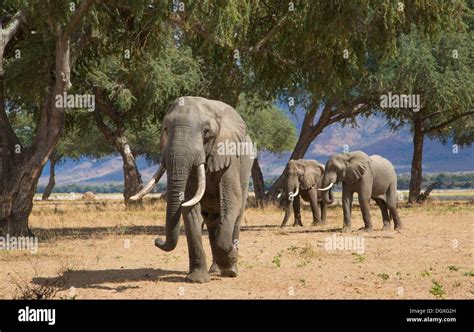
left=279, top=159, right=330, bottom=227
left=318, top=151, right=402, bottom=232
left=131, top=96, right=254, bottom=283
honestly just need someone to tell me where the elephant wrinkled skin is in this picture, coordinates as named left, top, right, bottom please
left=319, top=151, right=402, bottom=232
left=131, top=97, right=253, bottom=283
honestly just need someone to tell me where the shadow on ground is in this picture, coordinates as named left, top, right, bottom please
left=33, top=223, right=349, bottom=241
left=32, top=268, right=188, bottom=291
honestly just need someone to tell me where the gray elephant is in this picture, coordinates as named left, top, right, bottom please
left=131, top=96, right=254, bottom=283
left=279, top=159, right=330, bottom=227
left=318, top=151, right=402, bottom=232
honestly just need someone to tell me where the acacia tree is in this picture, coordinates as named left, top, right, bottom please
left=0, top=0, right=94, bottom=235
left=134, top=1, right=467, bottom=200
left=75, top=3, right=204, bottom=204
left=376, top=28, right=473, bottom=203
left=234, top=1, right=467, bottom=197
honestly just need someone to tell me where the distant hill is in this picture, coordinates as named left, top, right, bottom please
left=39, top=113, right=473, bottom=186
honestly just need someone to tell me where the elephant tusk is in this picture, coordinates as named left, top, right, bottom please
left=288, top=187, right=299, bottom=199
left=129, top=165, right=166, bottom=201
left=277, top=192, right=282, bottom=199
left=182, top=164, right=206, bottom=207
left=318, top=182, right=334, bottom=191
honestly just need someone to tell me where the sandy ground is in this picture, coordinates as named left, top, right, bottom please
left=0, top=199, right=473, bottom=299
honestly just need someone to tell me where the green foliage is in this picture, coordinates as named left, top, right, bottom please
left=376, top=26, right=473, bottom=144
left=236, top=93, right=296, bottom=154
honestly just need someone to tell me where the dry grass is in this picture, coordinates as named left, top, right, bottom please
left=0, top=197, right=473, bottom=299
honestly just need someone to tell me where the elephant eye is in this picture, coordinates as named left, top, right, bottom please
left=204, top=128, right=210, bottom=135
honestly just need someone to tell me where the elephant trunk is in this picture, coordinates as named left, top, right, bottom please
left=322, top=188, right=334, bottom=205
left=155, top=170, right=188, bottom=252
left=281, top=199, right=293, bottom=227
left=156, top=142, right=200, bottom=252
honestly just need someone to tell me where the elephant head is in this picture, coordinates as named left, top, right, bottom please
left=319, top=151, right=371, bottom=205
left=281, top=159, right=324, bottom=225
left=130, top=97, right=248, bottom=252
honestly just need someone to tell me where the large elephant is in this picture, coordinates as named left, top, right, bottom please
left=131, top=96, right=254, bottom=283
left=318, top=151, right=402, bottom=232
left=279, top=159, right=330, bottom=227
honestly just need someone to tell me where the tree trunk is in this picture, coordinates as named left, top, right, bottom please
left=0, top=3, right=93, bottom=236
left=251, top=158, right=265, bottom=208
left=408, top=118, right=425, bottom=203
left=42, top=154, right=60, bottom=201
left=417, top=181, right=440, bottom=202
left=93, top=92, right=143, bottom=205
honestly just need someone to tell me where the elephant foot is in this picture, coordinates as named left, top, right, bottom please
left=208, top=262, right=221, bottom=274
left=341, top=226, right=352, bottom=233
left=382, top=223, right=391, bottom=231
left=293, top=220, right=303, bottom=227
left=394, top=223, right=403, bottom=231
left=186, top=269, right=211, bottom=283
left=359, top=226, right=373, bottom=232
left=312, top=220, right=327, bottom=227
left=220, top=264, right=238, bottom=278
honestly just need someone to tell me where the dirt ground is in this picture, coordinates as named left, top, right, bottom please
left=0, top=198, right=473, bottom=299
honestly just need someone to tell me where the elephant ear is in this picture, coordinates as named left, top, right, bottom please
left=345, top=152, right=371, bottom=184
left=206, top=103, right=248, bottom=172
left=300, top=162, right=324, bottom=190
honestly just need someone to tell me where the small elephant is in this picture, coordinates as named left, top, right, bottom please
left=131, top=96, right=253, bottom=283
left=279, top=159, right=330, bottom=227
left=319, top=151, right=402, bottom=232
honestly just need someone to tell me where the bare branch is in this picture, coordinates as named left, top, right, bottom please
left=0, top=10, right=26, bottom=46
left=249, top=15, right=288, bottom=53
left=94, top=88, right=124, bottom=132
left=424, top=111, right=474, bottom=134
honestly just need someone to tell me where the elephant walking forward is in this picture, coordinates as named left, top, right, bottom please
left=279, top=159, right=330, bottom=227
left=131, top=97, right=253, bottom=283
left=319, top=151, right=402, bottom=232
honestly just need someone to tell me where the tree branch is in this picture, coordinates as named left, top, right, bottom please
left=62, top=0, right=95, bottom=40
left=249, top=15, right=288, bottom=53
left=421, top=110, right=443, bottom=121
left=0, top=10, right=26, bottom=46
left=93, top=105, right=118, bottom=145
left=0, top=10, right=26, bottom=150
left=93, top=88, right=124, bottom=131
left=423, top=111, right=474, bottom=134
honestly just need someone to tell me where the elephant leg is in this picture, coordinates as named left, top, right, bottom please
left=214, top=176, right=242, bottom=277
left=308, top=189, right=323, bottom=226
left=292, top=195, right=303, bottom=226
left=182, top=204, right=211, bottom=283
left=387, top=187, right=403, bottom=230
left=375, top=198, right=391, bottom=231
left=320, top=201, right=327, bottom=223
left=358, top=193, right=373, bottom=232
left=233, top=182, right=248, bottom=244
left=342, top=189, right=353, bottom=232
left=204, top=212, right=221, bottom=274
